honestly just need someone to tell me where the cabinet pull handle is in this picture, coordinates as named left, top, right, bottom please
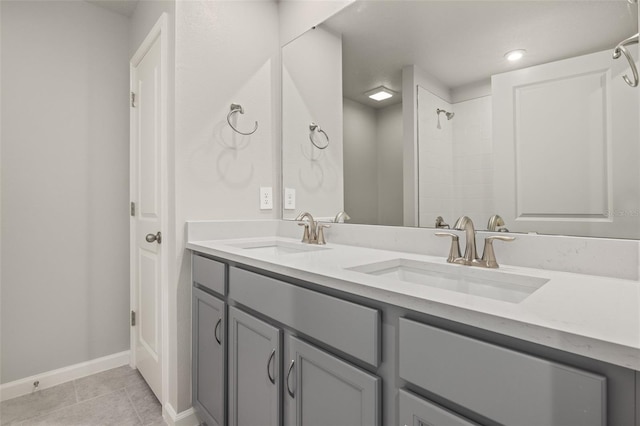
left=214, top=318, right=222, bottom=345
left=267, top=349, right=276, bottom=384
left=286, top=360, right=295, bottom=398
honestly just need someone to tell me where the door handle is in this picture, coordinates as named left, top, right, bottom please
left=145, top=232, right=162, bottom=244
left=267, top=349, right=276, bottom=384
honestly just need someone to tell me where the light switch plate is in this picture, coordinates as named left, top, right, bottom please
left=260, top=187, right=273, bottom=210
left=284, top=187, right=296, bottom=210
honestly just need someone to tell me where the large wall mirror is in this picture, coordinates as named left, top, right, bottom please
left=282, top=0, right=640, bottom=239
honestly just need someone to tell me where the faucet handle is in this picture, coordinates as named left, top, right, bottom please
left=317, top=223, right=331, bottom=245
left=298, top=222, right=310, bottom=243
left=482, top=235, right=515, bottom=268
left=435, top=232, right=462, bottom=263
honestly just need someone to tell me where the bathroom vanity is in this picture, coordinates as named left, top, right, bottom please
left=188, top=222, right=640, bottom=426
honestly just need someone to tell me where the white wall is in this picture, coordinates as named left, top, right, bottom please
left=451, top=96, right=493, bottom=226
left=282, top=26, right=343, bottom=220
left=1, top=1, right=130, bottom=383
left=173, top=0, right=280, bottom=411
left=417, top=86, right=454, bottom=228
left=279, top=0, right=353, bottom=46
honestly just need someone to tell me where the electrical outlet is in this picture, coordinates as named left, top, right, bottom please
left=260, top=187, right=273, bottom=210
left=284, top=187, right=296, bottom=210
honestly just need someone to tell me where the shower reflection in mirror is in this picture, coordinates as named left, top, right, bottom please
left=436, top=108, right=455, bottom=129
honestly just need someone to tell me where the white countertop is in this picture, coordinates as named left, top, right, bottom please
left=187, top=235, right=640, bottom=371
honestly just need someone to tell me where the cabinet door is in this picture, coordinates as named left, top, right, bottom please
left=192, top=287, right=225, bottom=426
left=399, top=389, right=479, bottom=426
left=285, top=336, right=380, bottom=426
left=228, top=306, right=281, bottom=426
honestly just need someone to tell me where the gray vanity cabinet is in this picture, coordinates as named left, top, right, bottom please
left=192, top=287, right=226, bottom=426
left=227, top=306, right=282, bottom=426
left=284, top=336, right=381, bottom=426
left=398, top=389, right=479, bottom=426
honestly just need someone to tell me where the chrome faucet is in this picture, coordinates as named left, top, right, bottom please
left=334, top=210, right=351, bottom=223
left=487, top=214, right=509, bottom=232
left=454, top=215, right=478, bottom=264
left=295, top=212, right=329, bottom=245
left=436, top=215, right=515, bottom=268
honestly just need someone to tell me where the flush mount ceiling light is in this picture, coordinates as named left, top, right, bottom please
left=505, top=49, right=526, bottom=62
left=365, top=86, right=396, bottom=101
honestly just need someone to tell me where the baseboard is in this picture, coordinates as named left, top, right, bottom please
left=0, top=350, right=130, bottom=402
left=163, top=403, right=200, bottom=426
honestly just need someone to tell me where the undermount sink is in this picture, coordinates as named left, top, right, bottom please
left=347, top=259, right=548, bottom=303
left=227, top=240, right=329, bottom=256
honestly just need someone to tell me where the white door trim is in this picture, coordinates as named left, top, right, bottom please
left=130, top=12, right=169, bottom=408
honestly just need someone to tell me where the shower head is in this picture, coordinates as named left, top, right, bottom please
left=436, top=108, right=454, bottom=129
left=436, top=108, right=454, bottom=120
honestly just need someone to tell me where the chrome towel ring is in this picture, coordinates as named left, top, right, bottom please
left=227, top=103, right=258, bottom=135
left=613, top=33, right=639, bottom=87
left=309, top=122, right=329, bottom=149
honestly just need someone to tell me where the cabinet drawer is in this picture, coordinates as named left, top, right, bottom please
left=229, top=267, right=380, bottom=366
left=399, top=389, right=478, bottom=426
left=193, top=254, right=226, bottom=295
left=399, top=318, right=606, bottom=426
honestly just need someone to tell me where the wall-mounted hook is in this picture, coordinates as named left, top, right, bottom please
left=309, top=122, right=329, bottom=149
left=227, top=103, right=258, bottom=135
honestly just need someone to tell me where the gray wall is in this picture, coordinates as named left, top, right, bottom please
left=0, top=0, right=130, bottom=383
left=343, top=99, right=403, bottom=226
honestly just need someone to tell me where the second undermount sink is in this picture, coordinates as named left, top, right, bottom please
left=227, top=240, right=329, bottom=256
left=347, top=258, right=548, bottom=303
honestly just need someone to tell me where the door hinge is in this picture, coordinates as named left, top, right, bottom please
left=131, top=310, right=136, bottom=326
left=130, top=92, right=136, bottom=108
left=130, top=202, right=136, bottom=217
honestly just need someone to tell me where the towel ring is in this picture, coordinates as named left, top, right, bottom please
left=309, top=122, right=329, bottom=149
left=227, top=103, right=258, bottom=135
left=613, top=33, right=639, bottom=87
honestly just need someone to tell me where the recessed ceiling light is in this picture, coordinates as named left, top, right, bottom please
left=505, top=49, right=526, bottom=62
left=365, top=86, right=395, bottom=101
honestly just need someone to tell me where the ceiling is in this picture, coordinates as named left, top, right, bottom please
left=85, top=0, right=139, bottom=17
left=322, top=1, right=638, bottom=108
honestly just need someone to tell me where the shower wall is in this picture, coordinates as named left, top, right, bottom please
left=417, top=87, right=454, bottom=227
left=451, top=96, right=494, bottom=226
left=417, top=87, right=494, bottom=228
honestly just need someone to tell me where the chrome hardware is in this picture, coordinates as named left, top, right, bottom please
left=298, top=222, right=311, bottom=243
left=130, top=92, right=136, bottom=108
left=435, top=232, right=461, bottom=263
left=436, top=108, right=454, bottom=129
left=487, top=214, right=508, bottom=232
left=227, top=103, right=258, bottom=135
left=130, top=202, right=136, bottom=217
left=435, top=216, right=449, bottom=229
left=145, top=232, right=162, bottom=244
left=453, top=216, right=478, bottom=265
left=286, top=360, right=295, bottom=397
left=267, top=349, right=276, bottom=384
left=214, top=318, right=222, bottom=345
left=309, top=122, right=330, bottom=149
left=296, top=212, right=316, bottom=242
left=481, top=235, right=516, bottom=268
left=334, top=210, right=351, bottom=223
left=437, top=215, right=515, bottom=268
left=317, top=223, right=330, bottom=245
left=613, top=33, right=639, bottom=87
left=131, top=310, right=136, bottom=327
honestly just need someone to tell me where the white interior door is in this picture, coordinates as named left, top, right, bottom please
left=493, top=48, right=640, bottom=238
left=131, top=32, right=163, bottom=401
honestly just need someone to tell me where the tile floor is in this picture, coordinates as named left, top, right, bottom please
left=0, top=366, right=165, bottom=426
